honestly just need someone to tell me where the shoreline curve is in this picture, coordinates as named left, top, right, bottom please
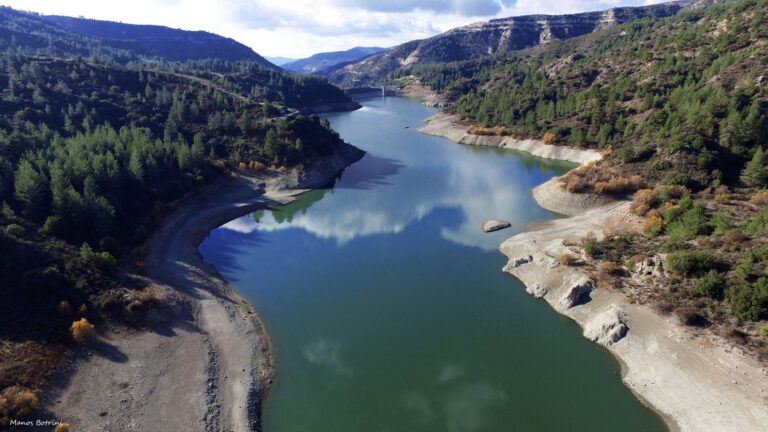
left=45, top=144, right=364, bottom=431
left=419, top=111, right=768, bottom=432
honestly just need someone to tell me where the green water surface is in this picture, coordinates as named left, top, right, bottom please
left=200, top=97, right=666, bottom=432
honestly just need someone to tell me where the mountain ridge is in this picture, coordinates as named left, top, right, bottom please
left=41, top=14, right=275, bottom=66
left=283, top=46, right=388, bottom=74
left=323, top=1, right=695, bottom=87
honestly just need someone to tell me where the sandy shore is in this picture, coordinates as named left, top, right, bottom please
left=421, top=113, right=768, bottom=431
left=44, top=144, right=364, bottom=431
left=418, top=112, right=602, bottom=165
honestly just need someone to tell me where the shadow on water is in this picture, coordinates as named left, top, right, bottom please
left=200, top=228, right=266, bottom=282
left=331, top=153, right=405, bottom=190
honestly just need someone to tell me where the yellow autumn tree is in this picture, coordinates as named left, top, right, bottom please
left=55, top=423, right=71, bottom=432
left=643, top=209, right=664, bottom=238
left=70, top=318, right=96, bottom=343
left=542, top=132, right=556, bottom=144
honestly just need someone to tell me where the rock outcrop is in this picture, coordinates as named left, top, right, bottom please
left=583, top=305, right=629, bottom=346
left=560, top=277, right=595, bottom=308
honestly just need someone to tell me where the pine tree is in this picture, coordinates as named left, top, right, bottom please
left=128, top=150, right=145, bottom=182
left=14, top=160, right=49, bottom=221
left=741, top=147, right=768, bottom=187
left=0, top=156, right=13, bottom=202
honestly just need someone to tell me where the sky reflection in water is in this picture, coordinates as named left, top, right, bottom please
left=220, top=97, right=572, bottom=251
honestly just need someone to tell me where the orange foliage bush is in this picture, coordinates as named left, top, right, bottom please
left=630, top=189, right=657, bottom=216
left=662, top=184, right=689, bottom=199
left=468, top=125, right=510, bottom=136
left=560, top=253, right=578, bottom=266
left=594, top=175, right=644, bottom=194
left=561, top=162, right=645, bottom=195
left=0, top=386, right=38, bottom=426
left=248, top=161, right=266, bottom=171
left=749, top=190, right=768, bottom=205
left=70, top=318, right=96, bottom=344
left=55, top=423, right=71, bottom=432
left=542, top=132, right=556, bottom=144
left=643, top=209, right=664, bottom=237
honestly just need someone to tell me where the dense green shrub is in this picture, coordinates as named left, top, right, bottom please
left=3, top=223, right=24, bottom=237
left=726, top=278, right=768, bottom=321
left=743, top=209, right=768, bottom=236
left=661, top=172, right=691, bottom=187
left=584, top=241, right=596, bottom=257
left=80, top=243, right=117, bottom=274
left=740, top=147, right=768, bottom=187
left=710, top=210, right=732, bottom=235
left=665, top=202, right=711, bottom=241
left=695, top=270, right=725, bottom=299
left=666, top=251, right=716, bottom=276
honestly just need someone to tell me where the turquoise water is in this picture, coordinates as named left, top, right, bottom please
left=200, top=97, right=666, bottom=432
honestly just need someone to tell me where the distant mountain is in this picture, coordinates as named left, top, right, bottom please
left=266, top=56, right=297, bottom=66
left=41, top=14, right=275, bottom=66
left=283, top=46, right=388, bottom=74
left=323, top=2, right=688, bottom=87
left=0, top=6, right=355, bottom=112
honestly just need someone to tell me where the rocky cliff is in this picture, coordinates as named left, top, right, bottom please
left=323, top=1, right=688, bottom=87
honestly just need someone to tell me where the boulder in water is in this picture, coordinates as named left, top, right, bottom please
left=482, top=219, right=511, bottom=233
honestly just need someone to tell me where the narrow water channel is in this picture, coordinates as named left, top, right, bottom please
left=199, top=96, right=666, bottom=432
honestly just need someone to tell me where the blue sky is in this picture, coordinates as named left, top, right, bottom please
left=1, top=0, right=665, bottom=58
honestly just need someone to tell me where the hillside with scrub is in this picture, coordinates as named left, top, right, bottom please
left=395, top=0, right=768, bottom=356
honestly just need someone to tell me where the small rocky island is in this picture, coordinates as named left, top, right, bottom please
left=482, top=219, right=511, bottom=233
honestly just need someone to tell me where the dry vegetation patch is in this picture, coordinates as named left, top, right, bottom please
left=560, top=162, right=646, bottom=195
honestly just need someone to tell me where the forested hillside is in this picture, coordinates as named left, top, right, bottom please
left=401, top=0, right=768, bottom=351
left=0, top=6, right=135, bottom=62
left=0, top=7, right=359, bottom=424
left=409, top=0, right=767, bottom=189
left=42, top=15, right=274, bottom=65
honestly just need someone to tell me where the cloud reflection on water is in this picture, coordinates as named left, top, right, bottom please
left=220, top=97, right=571, bottom=251
left=221, top=150, right=565, bottom=251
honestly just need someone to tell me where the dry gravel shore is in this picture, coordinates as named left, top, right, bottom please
left=420, top=112, right=768, bottom=432
left=44, top=145, right=363, bottom=432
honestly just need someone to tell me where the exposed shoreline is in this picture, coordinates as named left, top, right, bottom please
left=45, top=144, right=364, bottom=431
left=418, top=112, right=602, bottom=165
left=419, top=111, right=768, bottom=432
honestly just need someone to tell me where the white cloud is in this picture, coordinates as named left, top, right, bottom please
left=0, top=0, right=670, bottom=59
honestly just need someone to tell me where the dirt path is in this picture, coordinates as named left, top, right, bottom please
left=45, top=145, right=363, bottom=431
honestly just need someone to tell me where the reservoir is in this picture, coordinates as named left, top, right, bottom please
left=199, top=96, right=666, bottom=432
